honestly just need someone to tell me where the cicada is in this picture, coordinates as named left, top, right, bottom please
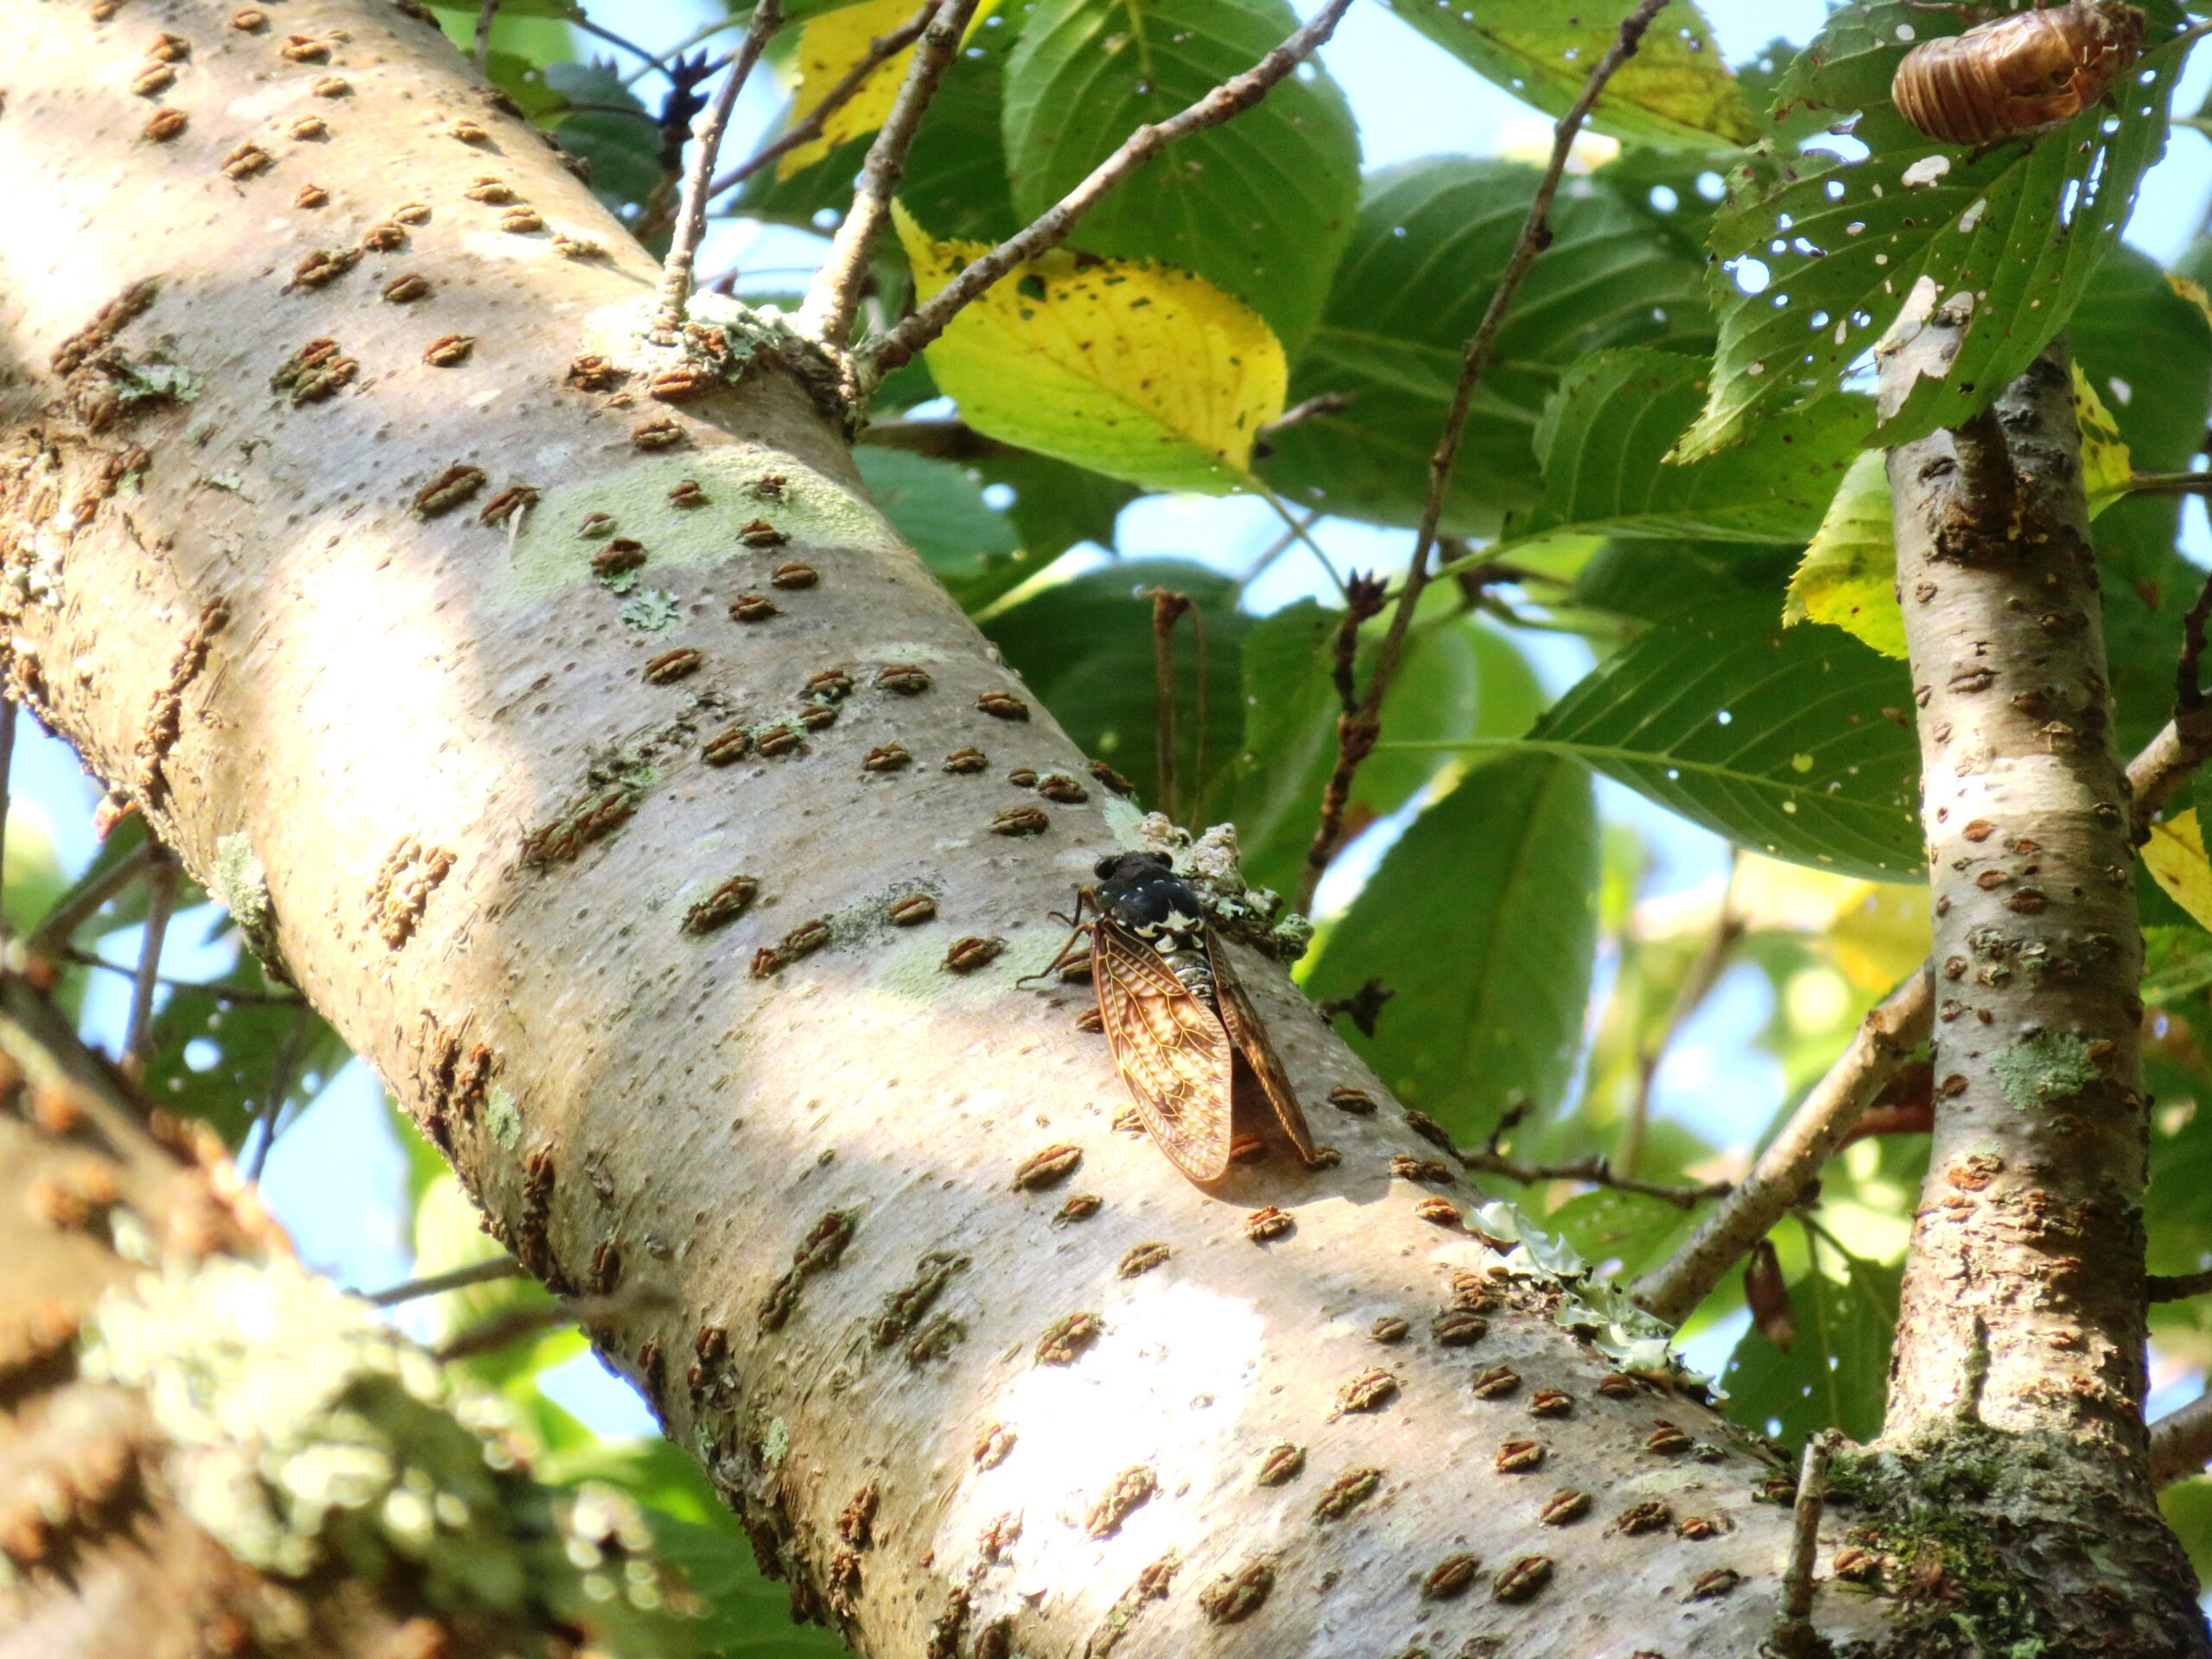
left=1892, top=2, right=2147, bottom=146
left=1027, top=852, right=1321, bottom=1184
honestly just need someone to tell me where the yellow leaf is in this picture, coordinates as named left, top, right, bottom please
left=779, top=0, right=995, bottom=179
left=2145, top=810, right=2212, bottom=933
left=2071, top=362, right=2133, bottom=518
left=1730, top=855, right=1931, bottom=994
left=891, top=200, right=1286, bottom=494
left=1784, top=450, right=1905, bottom=660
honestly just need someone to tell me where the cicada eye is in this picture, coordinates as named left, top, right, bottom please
left=1095, top=855, right=1123, bottom=879
left=1140, top=852, right=1173, bottom=869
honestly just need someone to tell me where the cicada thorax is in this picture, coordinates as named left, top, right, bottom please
left=1892, top=2, right=2148, bottom=146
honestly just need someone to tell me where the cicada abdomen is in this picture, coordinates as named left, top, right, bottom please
left=1892, top=2, right=2147, bottom=146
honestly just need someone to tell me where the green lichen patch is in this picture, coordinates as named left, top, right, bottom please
left=78, top=1255, right=708, bottom=1649
left=209, top=830, right=286, bottom=979
left=1991, top=1033, right=2100, bottom=1112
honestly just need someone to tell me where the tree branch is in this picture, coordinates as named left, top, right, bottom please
left=1768, top=1431, right=1838, bottom=1656
left=798, top=0, right=980, bottom=347
left=1460, top=1147, right=1732, bottom=1210
left=708, top=3, right=937, bottom=201
left=857, top=0, right=1360, bottom=384
left=1292, top=0, right=1672, bottom=912
left=121, top=848, right=179, bottom=1079
left=365, top=1255, right=526, bottom=1306
left=2152, top=1390, right=2212, bottom=1488
left=650, top=1, right=785, bottom=341
left=27, top=841, right=152, bottom=962
left=2149, top=1268, right=2212, bottom=1303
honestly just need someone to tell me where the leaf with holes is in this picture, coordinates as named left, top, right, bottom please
left=1506, top=348, right=1866, bottom=551
left=891, top=203, right=1287, bottom=493
left=1256, top=159, right=1713, bottom=536
left=1001, top=0, right=1360, bottom=352
left=1371, top=0, right=1758, bottom=149
left=1530, top=594, right=1923, bottom=880
left=139, top=963, right=349, bottom=1150
left=1305, top=753, right=1599, bottom=1140
left=1676, top=0, right=2188, bottom=461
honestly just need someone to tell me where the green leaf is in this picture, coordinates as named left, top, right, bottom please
left=1001, top=0, right=1361, bottom=351
left=2160, top=1479, right=2212, bottom=1590
left=541, top=61, right=664, bottom=211
left=964, top=448, right=1134, bottom=563
left=982, top=560, right=1251, bottom=812
left=1257, top=159, right=1712, bottom=536
left=1677, top=0, right=2188, bottom=459
left=2074, top=245, right=2212, bottom=474
left=1507, top=348, right=1866, bottom=550
left=1720, top=1235, right=1899, bottom=1443
left=1372, top=0, right=1759, bottom=149
left=138, top=958, right=349, bottom=1150
left=1230, top=607, right=1545, bottom=898
left=1569, top=538, right=1792, bottom=625
left=1305, top=752, right=1599, bottom=1140
left=1528, top=594, right=1923, bottom=880
left=1784, top=449, right=1904, bottom=659
left=1542, top=1185, right=1702, bottom=1282
left=851, top=448, right=1027, bottom=611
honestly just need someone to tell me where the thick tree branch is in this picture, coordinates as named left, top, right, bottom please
left=798, top=0, right=980, bottom=347
left=1294, top=0, right=1671, bottom=912
left=708, top=3, right=938, bottom=201
left=2152, top=1391, right=2212, bottom=1487
left=650, top=1, right=785, bottom=341
left=858, top=0, right=1358, bottom=384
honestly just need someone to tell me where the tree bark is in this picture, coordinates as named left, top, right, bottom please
left=0, top=974, right=650, bottom=1658
left=0, top=3, right=2135, bottom=1654
left=1873, top=330, right=2207, bottom=1653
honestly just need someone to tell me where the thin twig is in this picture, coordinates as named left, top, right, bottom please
left=29, top=842, right=153, bottom=962
left=2178, top=564, right=2212, bottom=715
left=855, top=417, right=1014, bottom=461
left=245, top=1002, right=314, bottom=1185
left=473, top=0, right=499, bottom=71
left=365, top=1255, right=526, bottom=1307
left=1459, top=1147, right=1732, bottom=1210
left=709, top=3, right=938, bottom=200
left=122, top=849, right=180, bottom=1079
left=859, top=0, right=1358, bottom=384
left=1238, top=514, right=1313, bottom=589
left=798, top=0, right=981, bottom=347
left=0, top=699, right=15, bottom=945
left=1255, top=391, right=1352, bottom=446
left=2150, top=1268, right=2212, bottom=1303
left=1635, top=703, right=2212, bottom=1324
left=2152, top=1389, right=2212, bottom=1488
left=1257, top=488, right=1347, bottom=597
left=2126, top=469, right=2212, bottom=499
left=1150, top=589, right=1192, bottom=822
left=1768, top=1431, right=1839, bottom=1656
left=569, top=11, right=683, bottom=84
left=435, top=1283, right=675, bottom=1363
left=651, top=3, right=786, bottom=341
left=59, top=949, right=306, bottom=1006
left=1618, top=854, right=1745, bottom=1177
left=1293, top=0, right=1671, bottom=913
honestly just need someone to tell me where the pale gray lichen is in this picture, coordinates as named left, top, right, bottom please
left=209, top=830, right=289, bottom=982
left=486, top=1086, right=523, bottom=1148
left=1128, top=816, right=1309, bottom=962
left=620, top=588, right=682, bottom=632
left=1991, top=1031, right=2099, bottom=1112
left=76, top=1254, right=703, bottom=1647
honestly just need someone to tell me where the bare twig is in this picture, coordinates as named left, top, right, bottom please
left=1618, top=854, right=1745, bottom=1176
left=245, top=1002, right=314, bottom=1185
left=2178, top=564, right=2212, bottom=715
left=435, top=1283, right=675, bottom=1363
left=1316, top=976, right=1394, bottom=1037
left=1149, top=589, right=1192, bottom=822
left=365, top=1255, right=526, bottom=1307
left=1293, top=0, right=1672, bottom=912
left=798, top=0, right=981, bottom=347
left=569, top=11, right=684, bottom=85
left=59, top=948, right=305, bottom=1006
left=1256, top=488, right=1347, bottom=597
left=121, top=849, right=180, bottom=1079
left=28, top=842, right=153, bottom=962
left=1459, top=1147, right=1732, bottom=1210
left=2150, top=1268, right=2212, bottom=1303
left=2151, top=1389, right=2212, bottom=1488
left=1255, top=391, right=1351, bottom=447
left=709, top=3, right=938, bottom=200
left=650, top=2, right=785, bottom=341
left=1633, top=969, right=1928, bottom=1324
left=472, top=0, right=499, bottom=71
left=855, top=417, right=1015, bottom=461
left=0, top=699, right=15, bottom=945
left=1767, top=1431, right=1839, bottom=1656
left=860, top=0, right=1358, bottom=384
left=1635, top=702, right=2212, bottom=1325
left=2126, top=470, right=2212, bottom=499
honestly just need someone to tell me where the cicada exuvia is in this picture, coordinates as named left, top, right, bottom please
left=1891, top=2, right=2147, bottom=146
left=1027, top=852, right=1321, bottom=1184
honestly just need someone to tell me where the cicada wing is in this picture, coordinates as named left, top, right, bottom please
left=1208, top=929, right=1321, bottom=1166
left=1092, top=918, right=1233, bottom=1183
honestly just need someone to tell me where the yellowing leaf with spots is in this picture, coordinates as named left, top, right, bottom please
left=2071, top=363, right=2133, bottom=518
left=891, top=200, right=1286, bottom=494
left=1785, top=451, right=1905, bottom=661
left=779, top=0, right=964, bottom=179
left=2145, top=810, right=2212, bottom=934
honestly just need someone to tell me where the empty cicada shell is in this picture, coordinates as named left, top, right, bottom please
left=1891, top=2, right=2145, bottom=146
